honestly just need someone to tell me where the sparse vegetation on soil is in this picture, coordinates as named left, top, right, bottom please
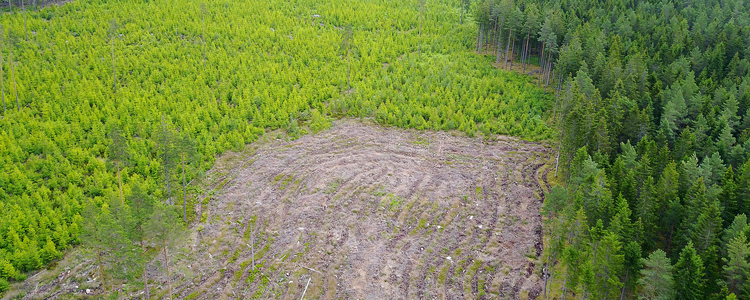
left=178, top=120, right=549, bottom=299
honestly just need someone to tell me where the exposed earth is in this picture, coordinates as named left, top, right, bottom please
left=13, top=120, right=552, bottom=299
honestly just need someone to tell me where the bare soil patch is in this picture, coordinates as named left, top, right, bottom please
left=179, top=120, right=550, bottom=299
left=11, top=120, right=551, bottom=299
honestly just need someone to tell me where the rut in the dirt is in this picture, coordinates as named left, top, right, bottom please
left=172, top=120, right=551, bottom=299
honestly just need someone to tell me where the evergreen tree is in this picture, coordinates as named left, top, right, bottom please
left=590, top=230, right=624, bottom=299
left=738, top=159, right=750, bottom=215
left=200, top=2, right=207, bottom=68
left=722, top=234, right=750, bottom=296
left=107, top=19, right=120, bottom=93
left=107, top=126, right=129, bottom=205
left=0, top=24, right=6, bottom=116
left=176, top=131, right=197, bottom=223
left=128, top=183, right=154, bottom=299
left=39, top=237, right=59, bottom=264
left=720, top=166, right=738, bottom=227
left=674, top=242, right=706, bottom=300
left=621, top=241, right=642, bottom=299
left=80, top=200, right=130, bottom=293
left=340, top=25, right=354, bottom=92
left=144, top=203, right=186, bottom=300
left=722, top=213, right=750, bottom=279
left=638, top=249, right=675, bottom=300
left=158, top=117, right=179, bottom=204
left=691, top=199, right=723, bottom=254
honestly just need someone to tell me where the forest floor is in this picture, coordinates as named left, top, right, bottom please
left=10, top=119, right=552, bottom=299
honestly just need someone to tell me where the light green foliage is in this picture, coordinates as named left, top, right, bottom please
left=0, top=0, right=551, bottom=278
left=638, top=249, right=674, bottom=300
left=722, top=235, right=750, bottom=296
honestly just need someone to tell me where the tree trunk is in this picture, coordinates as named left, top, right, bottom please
left=543, top=54, right=551, bottom=92
left=8, top=0, right=11, bottom=15
left=201, top=10, right=206, bottom=68
left=165, top=162, right=171, bottom=202
left=112, top=39, right=116, bottom=93
left=543, top=58, right=549, bottom=96
left=250, top=222, right=255, bottom=270
left=545, top=53, right=553, bottom=86
left=1, top=50, right=6, bottom=114
left=182, top=152, right=187, bottom=223
left=418, top=10, right=422, bottom=55
left=490, top=18, right=500, bottom=53
left=347, top=47, right=350, bottom=91
left=118, top=162, right=124, bottom=205
left=618, top=272, right=628, bottom=300
left=555, top=129, right=563, bottom=177
left=522, top=28, right=531, bottom=73
left=477, top=24, right=484, bottom=54
left=488, top=18, right=494, bottom=50
left=504, top=28, right=512, bottom=70
left=553, top=71, right=562, bottom=120
left=164, top=134, right=172, bottom=203
left=495, top=15, right=504, bottom=58
left=143, top=260, right=150, bottom=299
left=22, top=0, right=28, bottom=41
left=542, top=263, right=552, bottom=300
left=97, top=249, right=106, bottom=293
left=141, top=241, right=150, bottom=300
left=460, top=3, right=463, bottom=25
left=510, top=35, right=515, bottom=70
left=538, top=41, right=545, bottom=87
left=475, top=25, right=481, bottom=52
left=10, top=52, right=19, bottom=112
left=164, top=245, right=172, bottom=300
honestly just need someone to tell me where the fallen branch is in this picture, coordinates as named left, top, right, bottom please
left=300, top=277, right=312, bottom=300
left=302, top=266, right=322, bottom=274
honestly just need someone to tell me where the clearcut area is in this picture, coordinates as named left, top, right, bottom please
left=179, top=120, right=550, bottom=299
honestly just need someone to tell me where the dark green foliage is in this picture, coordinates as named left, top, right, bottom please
left=80, top=199, right=131, bottom=292
left=674, top=242, right=706, bottom=300
left=524, top=0, right=750, bottom=297
left=143, top=202, right=187, bottom=299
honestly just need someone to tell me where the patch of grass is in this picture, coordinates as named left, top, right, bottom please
left=278, top=174, right=295, bottom=190
left=228, top=247, right=243, bottom=264
left=372, top=186, right=387, bottom=197
left=412, top=136, right=429, bottom=146
left=216, top=178, right=232, bottom=190
left=410, top=218, right=428, bottom=235
left=324, top=178, right=343, bottom=194
left=384, top=193, right=405, bottom=211
left=438, top=265, right=449, bottom=285
left=273, top=173, right=285, bottom=182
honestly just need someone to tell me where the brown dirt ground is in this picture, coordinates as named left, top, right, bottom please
left=11, top=119, right=551, bottom=300
left=176, top=120, right=551, bottom=299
